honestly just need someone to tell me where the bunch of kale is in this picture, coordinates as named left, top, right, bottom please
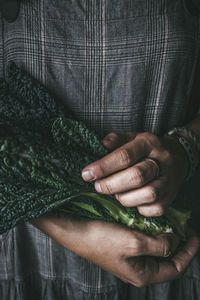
left=0, top=63, right=190, bottom=237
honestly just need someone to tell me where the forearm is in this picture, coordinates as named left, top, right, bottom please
left=29, top=212, right=200, bottom=287
left=30, top=214, right=93, bottom=259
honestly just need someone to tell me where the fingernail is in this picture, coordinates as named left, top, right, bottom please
left=95, top=181, right=102, bottom=193
left=82, top=170, right=95, bottom=181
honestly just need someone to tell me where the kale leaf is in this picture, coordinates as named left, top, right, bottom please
left=0, top=63, right=191, bottom=238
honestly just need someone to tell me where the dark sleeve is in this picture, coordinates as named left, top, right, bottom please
left=183, top=0, right=200, bottom=15
left=192, top=0, right=200, bottom=11
left=0, top=0, right=21, bottom=23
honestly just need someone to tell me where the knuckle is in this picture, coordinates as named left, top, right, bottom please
left=118, top=148, right=133, bottom=168
left=96, top=162, right=107, bottom=178
left=100, top=181, right=113, bottom=194
left=131, top=167, right=145, bottom=186
left=146, top=186, right=157, bottom=203
left=134, top=238, right=143, bottom=252
left=161, top=238, right=171, bottom=257
left=163, top=149, right=172, bottom=163
left=106, top=132, right=119, bottom=140
left=130, top=237, right=144, bottom=255
left=139, top=132, right=152, bottom=139
left=140, top=132, right=161, bottom=147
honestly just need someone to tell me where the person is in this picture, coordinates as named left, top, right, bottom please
left=0, top=0, right=200, bottom=299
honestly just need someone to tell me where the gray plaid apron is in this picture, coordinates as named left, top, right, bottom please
left=0, top=0, right=200, bottom=299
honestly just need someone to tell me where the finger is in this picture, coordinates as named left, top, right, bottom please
left=124, top=256, right=159, bottom=287
left=146, top=233, right=180, bottom=257
left=137, top=195, right=171, bottom=217
left=115, top=176, right=167, bottom=207
left=102, top=132, right=137, bottom=151
left=127, top=231, right=180, bottom=257
left=150, top=236, right=200, bottom=284
left=82, top=137, right=149, bottom=182
left=171, top=236, right=200, bottom=273
left=94, top=158, right=159, bottom=194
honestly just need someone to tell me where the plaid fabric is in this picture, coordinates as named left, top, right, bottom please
left=0, top=0, right=200, bottom=299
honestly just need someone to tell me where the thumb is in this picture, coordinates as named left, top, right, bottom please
left=102, top=132, right=137, bottom=150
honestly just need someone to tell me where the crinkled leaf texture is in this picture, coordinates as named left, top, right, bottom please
left=0, top=63, right=191, bottom=238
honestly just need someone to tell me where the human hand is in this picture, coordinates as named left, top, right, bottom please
left=30, top=215, right=199, bottom=287
left=82, top=132, right=189, bottom=217
left=84, top=222, right=199, bottom=286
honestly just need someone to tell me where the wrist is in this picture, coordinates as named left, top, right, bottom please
left=167, top=127, right=200, bottom=180
left=168, top=127, right=200, bottom=161
left=162, top=135, right=189, bottom=181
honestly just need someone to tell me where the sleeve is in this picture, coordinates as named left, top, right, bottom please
left=183, top=0, right=200, bottom=16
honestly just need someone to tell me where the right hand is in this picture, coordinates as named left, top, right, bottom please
left=30, top=214, right=200, bottom=287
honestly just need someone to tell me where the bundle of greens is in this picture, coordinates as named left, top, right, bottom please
left=0, top=63, right=191, bottom=238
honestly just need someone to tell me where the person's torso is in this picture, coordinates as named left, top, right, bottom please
left=0, top=1, right=200, bottom=299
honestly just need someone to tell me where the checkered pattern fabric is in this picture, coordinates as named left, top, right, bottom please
left=0, top=0, right=200, bottom=299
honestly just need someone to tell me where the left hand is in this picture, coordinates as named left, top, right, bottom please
left=30, top=214, right=200, bottom=287
left=82, top=132, right=189, bottom=217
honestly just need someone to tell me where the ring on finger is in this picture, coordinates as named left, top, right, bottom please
left=145, top=156, right=161, bottom=177
left=164, top=249, right=172, bottom=258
